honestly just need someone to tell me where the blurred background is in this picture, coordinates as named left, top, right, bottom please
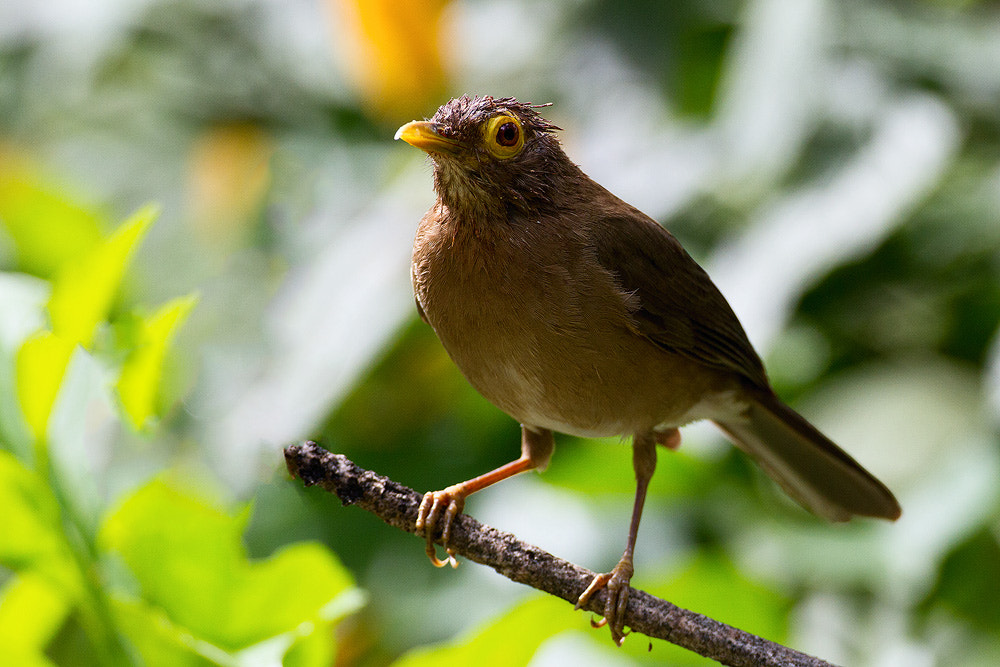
left=1, top=0, right=999, bottom=665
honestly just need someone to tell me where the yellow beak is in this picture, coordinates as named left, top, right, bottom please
left=394, top=121, right=462, bottom=155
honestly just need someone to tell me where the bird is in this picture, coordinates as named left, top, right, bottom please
left=394, top=95, right=900, bottom=645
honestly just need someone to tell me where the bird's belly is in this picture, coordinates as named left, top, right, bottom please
left=414, top=226, right=743, bottom=438
left=436, top=318, right=739, bottom=438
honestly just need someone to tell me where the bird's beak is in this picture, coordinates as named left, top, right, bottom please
left=394, top=121, right=461, bottom=155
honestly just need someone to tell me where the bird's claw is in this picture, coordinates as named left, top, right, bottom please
left=416, top=486, right=465, bottom=568
left=575, top=560, right=634, bottom=645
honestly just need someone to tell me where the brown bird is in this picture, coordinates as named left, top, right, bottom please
left=395, top=95, right=900, bottom=645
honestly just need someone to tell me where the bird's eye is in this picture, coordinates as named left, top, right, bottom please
left=484, top=115, right=525, bottom=159
left=496, top=122, right=519, bottom=146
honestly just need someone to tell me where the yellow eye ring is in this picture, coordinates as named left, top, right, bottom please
left=484, top=115, right=525, bottom=159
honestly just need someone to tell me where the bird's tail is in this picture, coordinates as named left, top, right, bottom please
left=715, top=392, right=901, bottom=522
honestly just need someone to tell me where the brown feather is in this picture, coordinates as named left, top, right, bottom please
left=404, top=94, right=900, bottom=523
left=585, top=198, right=770, bottom=391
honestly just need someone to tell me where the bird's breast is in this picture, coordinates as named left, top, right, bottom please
left=411, top=211, right=734, bottom=436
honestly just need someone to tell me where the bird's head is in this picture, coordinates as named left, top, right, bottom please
left=395, top=95, right=569, bottom=218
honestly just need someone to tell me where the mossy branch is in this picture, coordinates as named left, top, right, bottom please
left=284, top=441, right=837, bottom=667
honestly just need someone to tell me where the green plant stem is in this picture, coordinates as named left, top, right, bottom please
left=38, top=437, right=137, bottom=666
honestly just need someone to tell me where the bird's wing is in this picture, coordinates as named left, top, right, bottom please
left=589, top=211, right=770, bottom=390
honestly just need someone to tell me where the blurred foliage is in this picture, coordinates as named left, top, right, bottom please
left=0, top=180, right=358, bottom=664
left=17, top=205, right=159, bottom=443
left=0, top=160, right=104, bottom=278
left=580, top=0, right=736, bottom=117
left=332, top=0, right=450, bottom=120
left=926, top=527, right=1000, bottom=635
left=2, top=0, right=1000, bottom=665
left=101, top=480, right=362, bottom=665
left=393, top=595, right=578, bottom=667
left=643, top=554, right=792, bottom=666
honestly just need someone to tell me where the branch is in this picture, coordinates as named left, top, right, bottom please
left=284, top=441, right=838, bottom=667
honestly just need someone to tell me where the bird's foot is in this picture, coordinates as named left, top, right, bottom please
left=575, top=557, right=635, bottom=645
left=415, top=486, right=466, bottom=568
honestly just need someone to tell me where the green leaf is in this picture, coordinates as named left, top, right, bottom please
left=0, top=573, right=72, bottom=667
left=47, top=204, right=157, bottom=347
left=14, top=205, right=159, bottom=441
left=636, top=553, right=791, bottom=665
left=14, top=331, right=76, bottom=442
left=0, top=451, right=74, bottom=582
left=0, top=163, right=103, bottom=278
left=100, top=480, right=363, bottom=658
left=110, top=599, right=221, bottom=667
left=116, top=294, right=198, bottom=431
left=0, top=273, right=49, bottom=455
left=0, top=644, right=56, bottom=667
left=926, top=528, right=1000, bottom=635
left=0, top=453, right=79, bottom=662
left=282, top=624, right=336, bottom=667
left=393, top=594, right=578, bottom=667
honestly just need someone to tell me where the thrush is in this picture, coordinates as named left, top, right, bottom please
left=395, top=95, right=900, bottom=645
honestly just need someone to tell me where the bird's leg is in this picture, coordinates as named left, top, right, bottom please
left=655, top=427, right=681, bottom=450
left=417, top=426, right=554, bottom=568
left=576, top=431, right=657, bottom=645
